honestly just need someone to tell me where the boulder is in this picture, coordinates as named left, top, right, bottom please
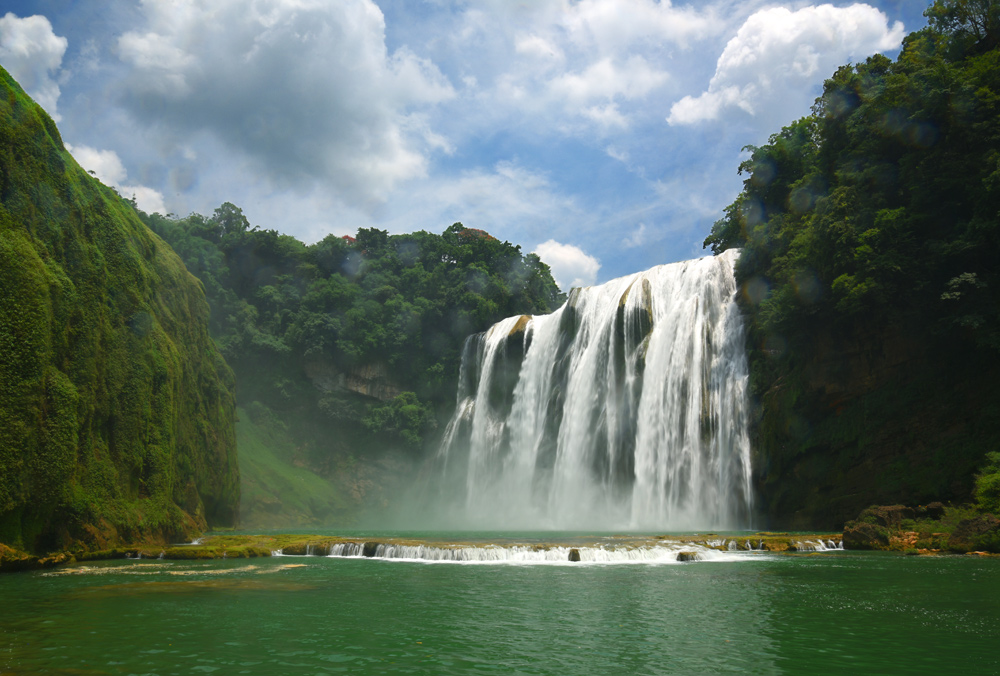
left=917, top=502, right=946, bottom=520
left=842, top=521, right=890, bottom=550
left=362, top=541, right=381, bottom=558
left=676, top=551, right=699, bottom=562
left=856, top=505, right=915, bottom=528
left=567, top=548, right=581, bottom=562
left=947, top=514, right=1000, bottom=553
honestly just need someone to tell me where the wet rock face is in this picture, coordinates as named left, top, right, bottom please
left=615, top=278, right=654, bottom=358
left=345, top=362, right=401, bottom=402
left=676, top=551, right=698, bottom=562
left=752, top=320, right=1000, bottom=531
left=568, top=548, right=581, bottom=562
left=485, top=318, right=531, bottom=419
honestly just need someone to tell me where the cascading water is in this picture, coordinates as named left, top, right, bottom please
left=434, top=249, right=753, bottom=530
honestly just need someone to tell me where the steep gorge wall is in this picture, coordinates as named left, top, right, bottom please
left=749, top=316, right=1000, bottom=531
left=706, top=26, right=1000, bottom=531
left=0, top=66, right=238, bottom=553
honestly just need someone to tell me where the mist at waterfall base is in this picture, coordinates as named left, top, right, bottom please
left=400, top=249, right=753, bottom=532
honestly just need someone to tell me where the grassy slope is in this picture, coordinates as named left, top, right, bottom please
left=0, top=66, right=238, bottom=553
left=236, top=406, right=349, bottom=528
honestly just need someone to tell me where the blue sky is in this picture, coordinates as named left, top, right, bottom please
left=1, top=0, right=929, bottom=290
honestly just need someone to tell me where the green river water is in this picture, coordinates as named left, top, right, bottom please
left=1, top=537, right=998, bottom=675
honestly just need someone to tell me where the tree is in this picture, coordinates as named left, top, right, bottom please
left=212, top=202, right=250, bottom=235
left=925, top=0, right=1000, bottom=51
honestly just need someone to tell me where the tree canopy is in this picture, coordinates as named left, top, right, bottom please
left=707, top=0, right=1000, bottom=359
left=704, top=0, right=1000, bottom=527
left=142, top=207, right=564, bottom=454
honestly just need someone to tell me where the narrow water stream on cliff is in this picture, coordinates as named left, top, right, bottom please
left=2, top=548, right=997, bottom=675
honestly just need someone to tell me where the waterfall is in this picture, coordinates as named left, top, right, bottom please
left=435, top=249, right=752, bottom=531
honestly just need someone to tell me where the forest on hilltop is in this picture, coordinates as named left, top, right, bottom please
left=143, top=208, right=564, bottom=525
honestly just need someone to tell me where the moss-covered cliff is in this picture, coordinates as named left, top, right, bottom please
left=0, top=65, right=238, bottom=553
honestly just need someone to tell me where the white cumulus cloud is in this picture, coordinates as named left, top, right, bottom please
left=550, top=56, right=668, bottom=104
left=534, top=240, right=601, bottom=290
left=0, top=13, right=67, bottom=120
left=560, top=0, right=718, bottom=52
left=668, top=4, right=904, bottom=128
left=623, top=223, right=648, bottom=248
left=67, top=144, right=167, bottom=215
left=114, top=0, right=455, bottom=207
left=67, top=145, right=127, bottom=185
left=444, top=0, right=717, bottom=134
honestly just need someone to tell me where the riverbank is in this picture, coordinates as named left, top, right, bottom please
left=7, top=512, right=999, bottom=573
left=1, top=531, right=846, bottom=572
left=843, top=503, right=1000, bottom=555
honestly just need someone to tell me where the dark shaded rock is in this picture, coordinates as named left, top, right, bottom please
left=856, top=505, right=915, bottom=528
left=676, top=551, right=699, bottom=562
left=362, top=541, right=380, bottom=558
left=947, top=514, right=1000, bottom=553
left=568, top=548, right=581, bottom=562
left=842, top=521, right=890, bottom=550
left=917, top=502, right=946, bottom=520
left=344, top=362, right=400, bottom=402
left=282, top=543, right=308, bottom=556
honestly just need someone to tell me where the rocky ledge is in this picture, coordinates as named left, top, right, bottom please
left=1, top=532, right=845, bottom=572
left=842, top=503, right=1000, bottom=555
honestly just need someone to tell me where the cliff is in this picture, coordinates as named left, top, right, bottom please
left=0, top=65, right=239, bottom=554
left=706, top=12, right=1000, bottom=529
left=750, top=320, right=1000, bottom=529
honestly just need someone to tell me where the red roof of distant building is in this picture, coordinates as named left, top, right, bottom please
left=458, top=228, right=497, bottom=241
left=341, top=235, right=357, bottom=244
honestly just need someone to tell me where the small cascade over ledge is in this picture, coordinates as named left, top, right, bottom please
left=432, top=249, right=753, bottom=530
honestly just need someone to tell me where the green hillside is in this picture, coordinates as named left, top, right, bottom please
left=143, top=209, right=564, bottom=527
left=0, top=66, right=239, bottom=554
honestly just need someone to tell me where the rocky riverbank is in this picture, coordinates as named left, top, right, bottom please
left=1, top=531, right=846, bottom=572
left=8, top=509, right=1000, bottom=573
left=842, top=503, right=1000, bottom=555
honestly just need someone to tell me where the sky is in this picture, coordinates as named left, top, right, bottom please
left=0, top=0, right=929, bottom=291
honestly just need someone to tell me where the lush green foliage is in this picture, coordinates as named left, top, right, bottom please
left=144, top=211, right=562, bottom=409
left=706, top=0, right=1000, bottom=527
left=362, top=392, right=437, bottom=449
left=975, top=452, right=1000, bottom=513
left=235, top=405, right=348, bottom=528
left=0, top=67, right=239, bottom=552
left=142, top=204, right=562, bottom=523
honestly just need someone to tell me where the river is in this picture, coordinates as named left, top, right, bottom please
left=2, top=538, right=997, bottom=675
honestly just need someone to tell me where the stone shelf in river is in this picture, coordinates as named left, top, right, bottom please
left=1, top=532, right=849, bottom=571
